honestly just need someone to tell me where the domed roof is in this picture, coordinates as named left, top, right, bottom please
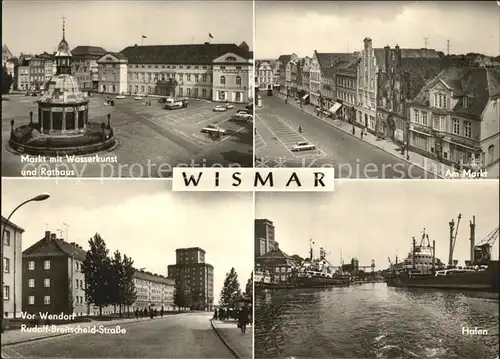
left=38, top=74, right=88, bottom=105
left=56, top=38, right=71, bottom=57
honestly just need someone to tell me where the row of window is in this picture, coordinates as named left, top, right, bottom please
left=337, top=77, right=356, bottom=89
left=128, top=64, right=209, bottom=70
left=413, top=110, right=472, bottom=138
left=27, top=260, right=51, bottom=270
left=28, top=295, right=51, bottom=305
left=28, top=278, right=51, bottom=287
left=337, top=91, right=356, bottom=105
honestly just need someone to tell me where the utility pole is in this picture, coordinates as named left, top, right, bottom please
left=447, top=40, right=450, bottom=56
left=424, top=37, right=428, bottom=49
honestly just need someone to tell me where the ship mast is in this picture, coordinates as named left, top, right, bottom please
left=448, top=214, right=462, bottom=267
left=309, top=237, right=313, bottom=260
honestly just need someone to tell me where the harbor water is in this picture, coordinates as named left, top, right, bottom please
left=255, top=283, right=499, bottom=359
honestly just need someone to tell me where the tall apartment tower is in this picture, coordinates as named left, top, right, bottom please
left=167, top=247, right=214, bottom=311
left=255, top=219, right=277, bottom=258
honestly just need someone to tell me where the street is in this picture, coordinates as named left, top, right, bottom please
left=2, top=312, right=236, bottom=358
left=255, top=95, right=434, bottom=179
left=1, top=94, right=252, bottom=178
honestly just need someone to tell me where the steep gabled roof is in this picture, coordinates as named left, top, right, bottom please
left=315, top=52, right=355, bottom=69
left=412, top=67, right=497, bottom=118
left=119, top=43, right=252, bottom=65
left=55, top=239, right=87, bottom=261
left=277, top=54, right=291, bottom=63
left=486, top=67, right=500, bottom=98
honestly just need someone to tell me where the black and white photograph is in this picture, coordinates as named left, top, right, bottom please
left=1, top=179, right=253, bottom=358
left=254, top=180, right=499, bottom=359
left=2, top=1, right=254, bottom=179
left=254, top=1, right=500, bottom=179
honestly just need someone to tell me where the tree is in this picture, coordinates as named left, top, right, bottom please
left=110, top=250, right=124, bottom=314
left=2, top=67, right=13, bottom=94
left=82, top=233, right=112, bottom=316
left=244, top=272, right=253, bottom=301
left=173, top=278, right=187, bottom=311
left=121, top=254, right=136, bottom=315
left=220, top=267, right=241, bottom=307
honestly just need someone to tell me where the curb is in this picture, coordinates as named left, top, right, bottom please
left=1, top=317, right=153, bottom=347
left=210, top=319, right=241, bottom=359
left=283, top=96, right=444, bottom=179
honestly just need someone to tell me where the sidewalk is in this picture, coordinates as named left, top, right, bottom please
left=278, top=93, right=456, bottom=178
left=1, top=316, right=155, bottom=346
left=211, top=319, right=252, bottom=359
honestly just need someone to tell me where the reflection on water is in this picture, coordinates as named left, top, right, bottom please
left=255, top=283, right=499, bottom=359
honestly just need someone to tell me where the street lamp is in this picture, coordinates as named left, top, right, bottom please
left=1, top=193, right=50, bottom=332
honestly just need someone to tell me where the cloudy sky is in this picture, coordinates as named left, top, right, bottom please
left=256, top=180, right=499, bottom=269
left=256, top=1, right=500, bottom=58
left=2, top=179, right=253, bottom=303
left=2, top=1, right=253, bottom=56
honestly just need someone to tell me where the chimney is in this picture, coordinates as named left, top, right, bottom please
left=363, top=37, right=372, bottom=51
left=395, top=44, right=401, bottom=67
left=384, top=45, right=390, bottom=73
left=50, top=233, right=56, bottom=241
left=45, top=231, right=51, bottom=241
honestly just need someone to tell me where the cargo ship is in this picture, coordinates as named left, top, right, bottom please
left=386, top=215, right=499, bottom=292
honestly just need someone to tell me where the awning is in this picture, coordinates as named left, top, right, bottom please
left=328, top=102, right=342, bottom=114
left=302, top=94, right=309, bottom=100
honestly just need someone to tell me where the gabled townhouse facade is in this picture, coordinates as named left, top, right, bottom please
left=336, top=59, right=360, bottom=123
left=355, top=38, right=379, bottom=132
left=375, top=45, right=444, bottom=143
left=408, top=67, right=500, bottom=170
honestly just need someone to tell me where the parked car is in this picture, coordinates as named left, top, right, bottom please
left=201, top=124, right=227, bottom=135
left=116, top=95, right=126, bottom=99
left=224, top=103, right=234, bottom=109
left=213, top=105, right=227, bottom=112
left=236, top=109, right=250, bottom=115
left=233, top=113, right=253, bottom=121
left=134, top=96, right=143, bottom=100
left=291, top=141, right=316, bottom=152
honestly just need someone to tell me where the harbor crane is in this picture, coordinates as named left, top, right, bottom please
left=448, top=214, right=462, bottom=267
left=468, top=217, right=499, bottom=266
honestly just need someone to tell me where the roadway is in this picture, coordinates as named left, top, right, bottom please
left=1, top=94, right=252, bottom=178
left=255, top=95, right=433, bottom=179
left=2, top=312, right=235, bottom=358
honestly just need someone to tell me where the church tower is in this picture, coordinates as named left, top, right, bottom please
left=55, top=16, right=72, bottom=75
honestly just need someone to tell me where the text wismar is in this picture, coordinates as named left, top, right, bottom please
left=182, top=171, right=327, bottom=187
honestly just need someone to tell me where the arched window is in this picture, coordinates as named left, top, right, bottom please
left=220, top=76, right=225, bottom=85
left=236, top=76, right=241, bottom=85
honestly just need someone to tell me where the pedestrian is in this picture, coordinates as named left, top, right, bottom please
left=352, top=126, right=355, bottom=136
left=135, top=308, right=139, bottom=319
left=238, top=305, right=249, bottom=334
left=213, top=308, right=218, bottom=321
left=360, top=130, right=364, bottom=140
left=160, top=306, right=164, bottom=318
left=144, top=307, right=148, bottom=318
